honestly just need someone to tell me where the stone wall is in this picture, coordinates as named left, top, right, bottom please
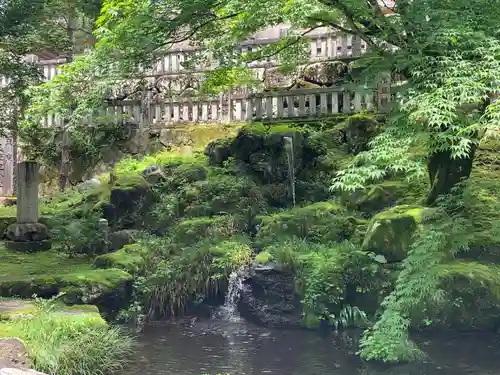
left=39, top=122, right=243, bottom=193
left=149, top=122, right=244, bottom=154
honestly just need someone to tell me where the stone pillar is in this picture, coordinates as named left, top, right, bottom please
left=16, top=161, right=39, bottom=223
left=5, top=161, right=50, bottom=252
left=99, top=218, right=109, bottom=252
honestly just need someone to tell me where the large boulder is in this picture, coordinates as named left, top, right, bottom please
left=343, top=114, right=381, bottom=154
left=108, top=229, right=142, bottom=251
left=141, top=164, right=165, bottom=185
left=238, top=265, right=303, bottom=328
left=362, top=205, right=427, bottom=262
left=228, top=124, right=307, bottom=184
left=204, top=138, right=232, bottom=166
left=105, top=173, right=153, bottom=229
left=0, top=339, right=31, bottom=371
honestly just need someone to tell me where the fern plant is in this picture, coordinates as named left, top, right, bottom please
left=359, top=188, right=472, bottom=362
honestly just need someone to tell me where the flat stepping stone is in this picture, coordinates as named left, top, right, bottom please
left=0, top=369, right=48, bottom=375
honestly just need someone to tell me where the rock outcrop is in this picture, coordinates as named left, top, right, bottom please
left=238, top=265, right=303, bottom=328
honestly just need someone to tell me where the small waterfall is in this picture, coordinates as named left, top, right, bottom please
left=218, top=267, right=248, bottom=322
left=283, top=136, right=296, bottom=207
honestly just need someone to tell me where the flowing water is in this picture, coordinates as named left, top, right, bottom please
left=283, top=136, right=296, bottom=207
left=124, top=271, right=500, bottom=375
left=216, top=267, right=247, bottom=322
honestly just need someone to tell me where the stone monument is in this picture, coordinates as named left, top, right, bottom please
left=4, top=161, right=51, bottom=252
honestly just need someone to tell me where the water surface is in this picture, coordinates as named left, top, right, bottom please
left=125, top=316, right=500, bottom=375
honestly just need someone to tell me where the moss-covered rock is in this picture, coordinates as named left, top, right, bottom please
left=343, top=114, right=381, bottom=154
left=362, top=205, right=426, bottom=262
left=204, top=138, right=232, bottom=166
left=305, top=127, right=345, bottom=156
left=254, top=251, right=273, bottom=265
left=105, top=173, right=154, bottom=229
left=255, top=201, right=360, bottom=246
left=465, top=137, right=500, bottom=258
left=94, top=243, right=146, bottom=274
left=226, top=123, right=307, bottom=184
left=343, top=181, right=404, bottom=215
left=0, top=247, right=132, bottom=315
left=108, top=229, right=142, bottom=251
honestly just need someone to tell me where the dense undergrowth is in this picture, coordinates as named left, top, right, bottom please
left=2, top=114, right=500, bottom=364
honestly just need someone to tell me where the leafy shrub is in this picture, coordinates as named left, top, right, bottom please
left=265, top=239, right=383, bottom=328
left=49, top=209, right=105, bottom=256
left=359, top=191, right=473, bottom=362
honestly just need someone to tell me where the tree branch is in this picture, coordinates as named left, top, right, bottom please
left=242, top=27, right=322, bottom=64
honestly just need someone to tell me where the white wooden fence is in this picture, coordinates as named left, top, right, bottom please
left=1, top=32, right=367, bottom=86
left=40, top=87, right=377, bottom=128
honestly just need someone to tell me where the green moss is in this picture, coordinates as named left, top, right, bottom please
left=0, top=321, right=15, bottom=337
left=343, top=179, right=428, bottom=215
left=172, top=216, right=246, bottom=245
left=0, top=205, right=16, bottom=217
left=0, top=246, right=131, bottom=300
left=94, top=244, right=146, bottom=274
left=362, top=205, right=426, bottom=262
left=0, top=298, right=103, bottom=322
left=255, top=251, right=273, bottom=264
left=114, top=172, right=149, bottom=190
left=466, top=138, right=500, bottom=254
left=306, top=128, right=345, bottom=155
left=0, top=299, right=36, bottom=320
left=256, top=202, right=360, bottom=245
left=181, top=172, right=267, bottom=218
left=173, top=217, right=216, bottom=244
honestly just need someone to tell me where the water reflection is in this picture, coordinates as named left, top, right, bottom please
left=125, top=317, right=500, bottom=375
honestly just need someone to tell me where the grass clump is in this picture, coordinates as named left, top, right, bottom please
left=8, top=298, right=134, bottom=375
left=115, top=151, right=204, bottom=175
left=133, top=236, right=253, bottom=317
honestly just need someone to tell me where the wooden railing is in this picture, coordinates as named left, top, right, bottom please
left=42, top=87, right=376, bottom=127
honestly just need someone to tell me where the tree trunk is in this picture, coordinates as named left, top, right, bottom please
left=426, top=146, right=477, bottom=205
left=58, top=127, right=71, bottom=191
left=58, top=16, right=74, bottom=192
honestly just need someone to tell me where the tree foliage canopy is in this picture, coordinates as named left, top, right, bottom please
left=28, top=0, right=500, bottom=183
